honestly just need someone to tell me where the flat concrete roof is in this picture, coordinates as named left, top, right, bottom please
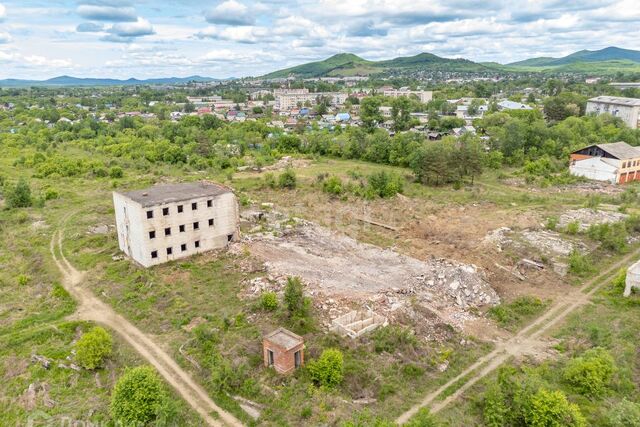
left=117, top=181, right=231, bottom=207
left=588, top=96, right=640, bottom=107
left=264, top=328, right=303, bottom=350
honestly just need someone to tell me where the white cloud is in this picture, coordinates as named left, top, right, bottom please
left=0, top=3, right=6, bottom=21
left=205, top=0, right=254, bottom=25
left=77, top=5, right=137, bottom=22
left=0, top=31, right=10, bottom=44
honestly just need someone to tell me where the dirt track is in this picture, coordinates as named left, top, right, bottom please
left=396, top=247, right=640, bottom=424
left=50, top=228, right=243, bottom=427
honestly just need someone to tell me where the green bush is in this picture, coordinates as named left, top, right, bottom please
left=111, top=365, right=174, bottom=426
left=568, top=250, right=593, bottom=276
left=264, top=172, right=276, bottom=188
left=587, top=223, right=628, bottom=253
left=566, top=221, right=580, bottom=235
left=545, top=216, right=558, bottom=231
left=278, top=168, right=297, bottom=189
left=523, top=388, right=586, bottom=427
left=4, top=178, right=32, bottom=208
left=563, top=347, right=616, bottom=396
left=488, top=296, right=547, bottom=329
left=483, top=383, right=508, bottom=427
left=43, top=188, right=59, bottom=200
left=308, top=348, right=344, bottom=388
left=371, top=325, right=417, bottom=353
left=323, top=175, right=344, bottom=195
left=405, top=408, right=438, bottom=427
left=605, top=399, right=640, bottom=427
left=366, top=171, right=403, bottom=198
left=260, top=291, right=278, bottom=311
left=75, top=326, right=113, bottom=369
left=109, top=166, right=124, bottom=178
left=17, top=274, right=30, bottom=286
left=284, top=277, right=306, bottom=317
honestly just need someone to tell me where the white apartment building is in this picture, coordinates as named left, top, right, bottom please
left=586, top=96, right=640, bottom=129
left=113, top=182, right=240, bottom=267
left=383, top=89, right=433, bottom=103
left=275, top=92, right=318, bottom=110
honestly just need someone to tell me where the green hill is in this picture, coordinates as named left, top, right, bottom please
left=262, top=52, right=490, bottom=78
left=504, top=46, right=640, bottom=73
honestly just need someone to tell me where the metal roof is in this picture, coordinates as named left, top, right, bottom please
left=117, top=181, right=231, bottom=207
left=597, top=141, right=640, bottom=160
left=588, top=96, right=640, bottom=107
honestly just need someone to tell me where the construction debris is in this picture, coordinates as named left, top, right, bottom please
left=558, top=208, right=628, bottom=232
left=521, top=230, right=576, bottom=256
left=30, top=354, right=51, bottom=369
left=331, top=310, right=388, bottom=338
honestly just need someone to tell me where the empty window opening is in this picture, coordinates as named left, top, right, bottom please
left=146, top=210, right=153, bottom=219
left=193, top=222, right=199, bottom=230
left=151, top=250, right=158, bottom=259
left=227, top=234, right=234, bottom=242
left=191, top=202, right=198, bottom=210
left=177, top=205, right=183, bottom=213
left=194, top=240, right=200, bottom=249
left=267, top=350, right=274, bottom=366
left=164, top=227, right=171, bottom=236
left=294, top=350, right=301, bottom=368
left=179, top=224, right=185, bottom=232
left=149, top=230, right=156, bottom=239
left=166, top=247, right=172, bottom=255
left=162, top=207, right=169, bottom=216
left=207, top=199, right=213, bottom=207
left=181, top=243, right=187, bottom=252
left=208, top=218, right=214, bottom=227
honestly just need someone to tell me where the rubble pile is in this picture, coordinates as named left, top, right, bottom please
left=482, top=227, right=513, bottom=251
left=558, top=208, right=628, bottom=232
left=262, top=156, right=311, bottom=171
left=521, top=230, right=576, bottom=256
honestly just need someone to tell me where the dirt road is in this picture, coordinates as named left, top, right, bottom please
left=396, top=248, right=640, bottom=424
left=50, top=229, right=244, bottom=427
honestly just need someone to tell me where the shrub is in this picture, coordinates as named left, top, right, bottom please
left=366, top=171, right=403, bottom=198
left=17, top=274, right=30, bottom=286
left=405, top=408, right=438, bottom=427
left=545, top=216, right=558, bottom=230
left=371, top=325, right=417, bottom=353
left=523, top=388, right=586, bottom=427
left=563, top=347, right=616, bottom=396
left=483, top=383, right=508, bottom=427
left=264, top=172, right=276, bottom=188
left=260, top=291, right=278, bottom=311
left=278, top=168, right=297, bottom=189
left=4, top=178, right=32, bottom=208
left=284, top=277, right=306, bottom=317
left=323, top=175, right=344, bottom=196
left=75, top=326, right=113, bottom=369
left=111, top=366, right=174, bottom=426
left=43, top=188, right=59, bottom=200
left=109, top=166, right=124, bottom=178
left=566, top=221, right=580, bottom=235
left=568, top=250, right=593, bottom=276
left=605, top=399, right=640, bottom=427
left=488, top=296, right=546, bottom=329
left=308, top=348, right=344, bottom=388
left=587, top=223, right=628, bottom=253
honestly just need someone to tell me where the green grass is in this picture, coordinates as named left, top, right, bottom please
left=488, top=296, right=549, bottom=331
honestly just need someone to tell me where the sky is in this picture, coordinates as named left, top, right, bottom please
left=0, top=0, right=638, bottom=79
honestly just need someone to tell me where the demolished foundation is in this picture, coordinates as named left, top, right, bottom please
left=331, top=310, right=388, bottom=338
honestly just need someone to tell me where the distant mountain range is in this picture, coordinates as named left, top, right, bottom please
left=0, top=75, right=221, bottom=87
left=264, top=46, right=640, bottom=78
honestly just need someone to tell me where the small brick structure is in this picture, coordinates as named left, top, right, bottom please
left=263, top=328, right=304, bottom=374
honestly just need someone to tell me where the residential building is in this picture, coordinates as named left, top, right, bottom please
left=497, top=100, right=532, bottom=111
left=586, top=96, right=640, bottom=129
left=113, top=182, right=240, bottom=267
left=569, top=141, right=640, bottom=184
left=383, top=89, right=433, bottom=103
left=263, top=328, right=304, bottom=374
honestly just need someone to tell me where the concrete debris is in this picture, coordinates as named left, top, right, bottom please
left=331, top=310, right=388, bottom=338
left=20, top=382, right=54, bottom=410
left=558, top=208, right=628, bottom=232
left=521, top=230, right=575, bottom=256
left=30, top=354, right=51, bottom=369
left=261, top=156, right=311, bottom=171
left=482, top=227, right=512, bottom=251
left=87, top=224, right=114, bottom=235
left=518, top=259, right=545, bottom=270
left=244, top=217, right=500, bottom=332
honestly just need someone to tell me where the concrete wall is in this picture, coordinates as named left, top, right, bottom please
left=113, top=191, right=239, bottom=267
left=586, top=101, right=640, bottom=129
left=569, top=157, right=619, bottom=183
left=624, top=260, right=640, bottom=297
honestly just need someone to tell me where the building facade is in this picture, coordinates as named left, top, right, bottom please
left=569, top=141, right=640, bottom=184
left=263, top=328, right=304, bottom=374
left=113, top=182, right=240, bottom=267
left=586, top=96, right=640, bottom=129
left=383, top=89, right=433, bottom=103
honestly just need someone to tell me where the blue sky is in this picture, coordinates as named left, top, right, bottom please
left=0, top=0, right=638, bottom=79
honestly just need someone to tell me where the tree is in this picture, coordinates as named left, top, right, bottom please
left=284, top=277, right=306, bottom=317
left=278, top=168, right=297, bottom=189
left=360, top=97, right=383, bottom=132
left=563, top=347, right=616, bottom=396
left=391, top=96, right=413, bottom=132
left=523, top=389, right=586, bottom=427
left=75, top=326, right=113, bottom=369
left=111, top=366, right=174, bottom=426
left=4, top=178, right=32, bottom=208
left=543, top=92, right=587, bottom=122
left=308, top=348, right=344, bottom=388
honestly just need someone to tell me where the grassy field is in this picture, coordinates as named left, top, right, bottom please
left=2, top=138, right=639, bottom=425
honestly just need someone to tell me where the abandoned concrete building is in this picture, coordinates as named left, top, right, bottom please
left=263, top=328, right=304, bottom=374
left=624, top=260, right=640, bottom=297
left=113, top=181, right=240, bottom=267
